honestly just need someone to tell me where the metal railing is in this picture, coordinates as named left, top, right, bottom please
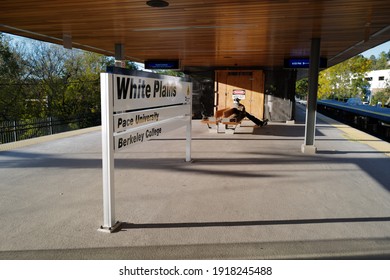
left=0, top=115, right=100, bottom=144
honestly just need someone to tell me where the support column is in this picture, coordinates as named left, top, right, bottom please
left=302, top=38, right=321, bottom=154
left=99, top=73, right=121, bottom=233
left=114, top=43, right=126, bottom=68
left=63, top=34, right=72, bottom=50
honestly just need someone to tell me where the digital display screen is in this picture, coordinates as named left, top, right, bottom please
left=144, top=60, right=180, bottom=70
left=284, top=57, right=327, bottom=69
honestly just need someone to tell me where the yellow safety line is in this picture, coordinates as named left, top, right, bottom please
left=318, top=114, right=390, bottom=157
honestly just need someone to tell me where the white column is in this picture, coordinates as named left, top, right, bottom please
left=99, top=73, right=119, bottom=232
left=302, top=38, right=321, bottom=154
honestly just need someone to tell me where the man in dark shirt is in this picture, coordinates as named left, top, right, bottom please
left=232, top=98, right=268, bottom=127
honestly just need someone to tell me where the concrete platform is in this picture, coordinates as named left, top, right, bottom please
left=0, top=104, right=390, bottom=259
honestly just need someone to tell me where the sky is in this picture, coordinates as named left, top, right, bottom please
left=361, top=41, right=390, bottom=58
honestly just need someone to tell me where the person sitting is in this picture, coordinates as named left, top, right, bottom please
left=232, top=98, right=268, bottom=127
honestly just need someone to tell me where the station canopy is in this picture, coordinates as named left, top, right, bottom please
left=1, top=0, right=390, bottom=70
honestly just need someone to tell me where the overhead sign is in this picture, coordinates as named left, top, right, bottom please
left=284, top=57, right=327, bottom=69
left=144, top=60, right=180, bottom=70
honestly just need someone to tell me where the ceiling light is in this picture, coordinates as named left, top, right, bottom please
left=146, top=0, right=169, bottom=8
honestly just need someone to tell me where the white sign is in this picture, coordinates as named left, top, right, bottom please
left=114, top=116, right=190, bottom=151
left=100, top=71, right=192, bottom=231
left=114, top=104, right=190, bottom=133
left=113, top=74, right=192, bottom=112
left=232, top=89, right=246, bottom=100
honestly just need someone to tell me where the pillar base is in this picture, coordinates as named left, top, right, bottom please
left=98, top=221, right=122, bottom=233
left=286, top=120, right=295, bottom=125
left=301, top=144, right=317, bottom=154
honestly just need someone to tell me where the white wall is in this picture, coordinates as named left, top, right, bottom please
left=365, top=69, right=390, bottom=90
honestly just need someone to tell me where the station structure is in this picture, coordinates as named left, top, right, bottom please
left=1, top=1, right=390, bottom=251
left=1, top=0, right=390, bottom=154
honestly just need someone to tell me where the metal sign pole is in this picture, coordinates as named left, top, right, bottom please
left=99, top=73, right=120, bottom=232
left=186, top=93, right=192, bottom=162
left=186, top=117, right=192, bottom=162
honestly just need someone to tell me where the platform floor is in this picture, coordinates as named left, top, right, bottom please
left=0, top=104, right=390, bottom=259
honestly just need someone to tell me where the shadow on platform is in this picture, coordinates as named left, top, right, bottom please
left=119, top=216, right=390, bottom=230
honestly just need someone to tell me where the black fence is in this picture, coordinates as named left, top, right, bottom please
left=0, top=114, right=101, bottom=144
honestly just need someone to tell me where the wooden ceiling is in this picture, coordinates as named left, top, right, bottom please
left=1, top=0, right=390, bottom=70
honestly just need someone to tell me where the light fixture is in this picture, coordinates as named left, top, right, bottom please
left=146, top=0, right=169, bottom=8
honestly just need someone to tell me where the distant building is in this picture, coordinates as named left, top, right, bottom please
left=365, top=69, right=390, bottom=94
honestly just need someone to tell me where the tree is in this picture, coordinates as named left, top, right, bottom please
left=369, top=51, right=390, bottom=70
left=23, top=41, right=74, bottom=119
left=295, top=78, right=308, bottom=99
left=62, top=51, right=105, bottom=126
left=369, top=55, right=377, bottom=70
left=318, top=55, right=371, bottom=101
left=318, top=68, right=334, bottom=100
left=0, top=33, right=28, bottom=121
left=374, top=51, right=389, bottom=70
left=102, top=56, right=139, bottom=70
left=371, top=88, right=390, bottom=107
left=154, top=69, right=185, bottom=77
left=1, top=33, right=146, bottom=132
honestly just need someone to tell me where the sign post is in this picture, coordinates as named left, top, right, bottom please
left=100, top=73, right=118, bottom=231
left=99, top=69, right=192, bottom=232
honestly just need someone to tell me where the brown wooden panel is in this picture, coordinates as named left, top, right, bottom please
left=250, top=71, right=265, bottom=120
left=215, top=70, right=265, bottom=119
left=215, top=71, right=228, bottom=111
left=1, top=0, right=389, bottom=69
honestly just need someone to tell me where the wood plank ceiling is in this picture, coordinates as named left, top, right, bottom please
left=1, top=0, right=390, bottom=70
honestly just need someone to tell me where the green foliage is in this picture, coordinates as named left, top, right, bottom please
left=103, top=57, right=139, bottom=70
left=0, top=34, right=137, bottom=127
left=371, top=88, right=390, bottom=107
left=295, top=78, right=308, bottom=99
left=62, top=51, right=104, bottom=121
left=370, top=51, right=390, bottom=70
left=154, top=69, right=185, bottom=77
left=0, top=34, right=26, bottom=120
left=297, top=47, right=389, bottom=101
left=318, top=55, right=371, bottom=100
